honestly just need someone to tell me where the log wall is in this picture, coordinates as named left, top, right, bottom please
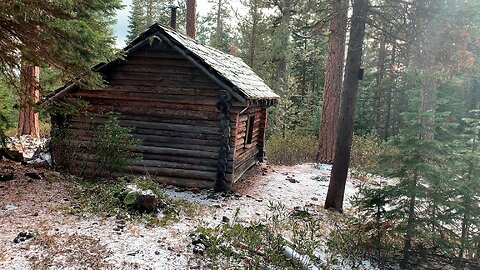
left=56, top=41, right=266, bottom=189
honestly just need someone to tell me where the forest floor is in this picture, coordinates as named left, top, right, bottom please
left=0, top=160, right=387, bottom=270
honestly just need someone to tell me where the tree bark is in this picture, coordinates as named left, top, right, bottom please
left=186, top=0, right=196, bottom=39
left=17, top=65, right=40, bottom=138
left=317, top=0, right=349, bottom=164
left=248, top=0, right=260, bottom=68
left=373, top=36, right=386, bottom=132
left=383, top=43, right=396, bottom=140
left=325, top=0, right=368, bottom=212
left=277, top=4, right=291, bottom=95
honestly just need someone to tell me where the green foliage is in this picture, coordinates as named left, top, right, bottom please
left=88, top=113, right=141, bottom=178
left=265, top=131, right=316, bottom=165
left=126, top=0, right=187, bottom=43
left=0, top=0, right=122, bottom=88
left=52, top=112, right=140, bottom=180
left=68, top=176, right=200, bottom=227
left=350, top=133, right=398, bottom=172
left=0, top=76, right=17, bottom=145
left=195, top=202, right=325, bottom=269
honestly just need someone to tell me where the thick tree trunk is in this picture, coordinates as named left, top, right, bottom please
left=186, top=0, right=196, bottom=39
left=317, top=0, right=349, bottom=164
left=17, top=65, right=40, bottom=138
left=325, top=0, right=368, bottom=212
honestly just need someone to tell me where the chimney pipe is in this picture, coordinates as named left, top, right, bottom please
left=169, top=6, right=178, bottom=31
left=186, top=0, right=196, bottom=39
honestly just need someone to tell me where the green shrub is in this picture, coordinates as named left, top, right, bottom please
left=88, top=113, right=140, bottom=179
left=350, top=133, right=398, bottom=172
left=266, top=131, right=317, bottom=165
left=52, top=112, right=140, bottom=180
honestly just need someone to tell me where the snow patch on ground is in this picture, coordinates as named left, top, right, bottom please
left=0, top=162, right=379, bottom=269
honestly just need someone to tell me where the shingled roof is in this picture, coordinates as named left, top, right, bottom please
left=48, top=23, right=279, bottom=106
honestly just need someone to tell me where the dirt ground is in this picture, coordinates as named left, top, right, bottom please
left=0, top=160, right=374, bottom=269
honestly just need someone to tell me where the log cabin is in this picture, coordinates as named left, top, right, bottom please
left=46, top=23, right=279, bottom=191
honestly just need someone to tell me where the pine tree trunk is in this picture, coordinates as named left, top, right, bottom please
left=373, top=36, right=386, bottom=132
left=277, top=5, right=291, bottom=94
left=248, top=0, right=259, bottom=68
left=401, top=171, right=419, bottom=268
left=317, top=0, right=349, bottom=164
left=325, top=0, right=368, bottom=211
left=216, top=0, right=222, bottom=40
left=17, top=65, right=40, bottom=138
left=186, top=0, right=196, bottom=39
left=383, top=44, right=396, bottom=140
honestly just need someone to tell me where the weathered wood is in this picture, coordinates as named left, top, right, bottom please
left=135, top=145, right=219, bottom=159
left=71, top=114, right=221, bottom=128
left=68, top=118, right=221, bottom=135
left=83, top=105, right=219, bottom=120
left=129, top=166, right=216, bottom=181
left=86, top=85, right=218, bottom=97
left=234, top=155, right=258, bottom=182
left=135, top=159, right=216, bottom=172
left=73, top=90, right=219, bottom=105
left=109, top=79, right=220, bottom=90
left=110, top=72, right=216, bottom=85
left=114, top=64, right=201, bottom=75
left=135, top=134, right=222, bottom=147
left=235, top=148, right=260, bottom=166
left=140, top=153, right=218, bottom=167
left=121, top=57, right=197, bottom=68
left=81, top=98, right=219, bottom=112
left=140, top=141, right=219, bottom=153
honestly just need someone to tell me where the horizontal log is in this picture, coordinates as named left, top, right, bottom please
left=140, top=141, right=220, bottom=153
left=135, top=128, right=221, bottom=140
left=129, top=166, right=216, bottom=181
left=140, top=153, right=218, bottom=167
left=233, top=155, right=258, bottom=183
left=134, top=159, right=217, bottom=172
left=135, top=134, right=222, bottom=147
left=134, top=145, right=219, bottom=159
left=236, top=147, right=260, bottom=163
left=71, top=114, right=221, bottom=128
left=73, top=90, right=218, bottom=106
left=109, top=79, right=220, bottom=90
left=110, top=72, right=215, bottom=85
left=83, top=105, right=219, bottom=121
left=88, top=85, right=218, bottom=97
left=81, top=97, right=219, bottom=113
left=114, top=64, right=204, bottom=77
left=68, top=117, right=221, bottom=135
left=123, top=57, right=197, bottom=68
left=129, top=50, right=185, bottom=60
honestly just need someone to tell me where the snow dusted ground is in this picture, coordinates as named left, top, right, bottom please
left=0, top=161, right=380, bottom=269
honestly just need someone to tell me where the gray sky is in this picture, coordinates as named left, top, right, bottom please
left=113, top=0, right=217, bottom=48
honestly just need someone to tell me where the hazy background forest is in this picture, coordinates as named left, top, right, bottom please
left=1, top=0, right=480, bottom=268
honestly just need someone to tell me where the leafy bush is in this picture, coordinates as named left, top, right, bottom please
left=266, top=131, right=317, bottom=165
left=52, top=112, right=140, bottom=180
left=88, top=113, right=140, bottom=178
left=350, top=133, right=397, bottom=172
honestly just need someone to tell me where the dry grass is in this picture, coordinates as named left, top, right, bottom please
left=28, top=233, right=111, bottom=270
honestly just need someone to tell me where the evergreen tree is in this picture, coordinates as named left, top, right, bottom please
left=0, top=0, right=122, bottom=88
left=126, top=0, right=147, bottom=42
